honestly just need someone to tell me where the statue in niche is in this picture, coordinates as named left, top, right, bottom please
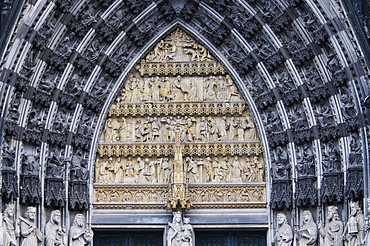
left=20, top=207, right=43, bottom=246
left=322, top=141, right=341, bottom=172
left=46, top=152, right=65, bottom=178
left=343, top=201, right=364, bottom=246
left=348, top=134, right=362, bottom=166
left=45, top=210, right=66, bottom=246
left=318, top=205, right=343, bottom=246
left=167, top=212, right=194, bottom=246
left=295, top=210, right=317, bottom=246
left=296, top=144, right=315, bottom=176
left=69, top=214, right=93, bottom=246
left=186, top=157, right=199, bottom=183
left=21, top=153, right=39, bottom=175
left=3, top=203, right=18, bottom=246
left=272, top=213, right=293, bottom=246
left=2, top=149, right=16, bottom=170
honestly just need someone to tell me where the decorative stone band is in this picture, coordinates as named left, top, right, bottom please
left=108, top=101, right=246, bottom=117
left=97, top=141, right=262, bottom=157
left=93, top=184, right=266, bottom=209
left=138, top=61, right=227, bottom=76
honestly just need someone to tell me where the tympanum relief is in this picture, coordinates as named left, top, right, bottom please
left=94, top=28, right=265, bottom=209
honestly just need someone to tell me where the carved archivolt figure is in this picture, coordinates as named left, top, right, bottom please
left=20, top=207, right=43, bottom=246
left=69, top=214, right=93, bottom=246
left=272, top=213, right=293, bottom=246
left=319, top=205, right=343, bottom=246
left=344, top=201, right=364, bottom=246
left=45, top=210, right=67, bottom=246
left=295, top=210, right=317, bottom=246
left=167, top=212, right=194, bottom=246
left=3, top=203, right=18, bottom=246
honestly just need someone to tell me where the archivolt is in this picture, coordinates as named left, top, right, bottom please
left=0, top=0, right=368, bottom=213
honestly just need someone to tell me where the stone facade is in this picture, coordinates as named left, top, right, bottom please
left=0, top=0, right=369, bottom=245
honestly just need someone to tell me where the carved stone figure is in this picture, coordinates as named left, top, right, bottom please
left=344, top=201, right=364, bottom=246
left=319, top=205, right=343, bottom=246
left=45, top=210, right=67, bottom=246
left=183, top=217, right=195, bottom=246
left=69, top=214, right=93, bottom=246
left=3, top=204, right=18, bottom=246
left=272, top=213, right=293, bottom=246
left=167, top=212, right=194, bottom=246
left=295, top=210, right=317, bottom=246
left=20, top=207, right=43, bottom=246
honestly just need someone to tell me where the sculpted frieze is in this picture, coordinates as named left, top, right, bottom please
left=94, top=28, right=265, bottom=209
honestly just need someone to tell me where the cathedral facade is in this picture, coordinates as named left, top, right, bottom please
left=0, top=0, right=369, bottom=245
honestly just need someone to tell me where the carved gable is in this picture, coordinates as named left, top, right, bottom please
left=94, top=28, right=266, bottom=209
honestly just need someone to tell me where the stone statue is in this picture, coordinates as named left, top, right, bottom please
left=318, top=205, right=343, bottom=246
left=3, top=203, right=18, bottom=246
left=344, top=201, right=364, bottom=246
left=167, top=212, right=194, bottom=246
left=295, top=210, right=317, bottom=245
left=272, top=213, right=293, bottom=246
left=20, top=207, right=43, bottom=246
left=45, top=210, right=67, bottom=246
left=69, top=214, right=93, bottom=246
left=183, top=217, right=195, bottom=246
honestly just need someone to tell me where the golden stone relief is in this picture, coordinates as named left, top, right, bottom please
left=94, top=28, right=266, bottom=209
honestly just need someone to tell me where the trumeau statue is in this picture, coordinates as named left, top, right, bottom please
left=69, top=214, right=93, bottom=246
left=272, top=213, right=293, bottom=246
left=343, top=201, right=364, bottom=246
left=295, top=210, right=318, bottom=246
left=167, top=212, right=194, bottom=246
left=319, top=205, right=343, bottom=246
left=3, top=203, right=18, bottom=246
left=45, top=210, right=67, bottom=246
left=20, top=207, right=43, bottom=246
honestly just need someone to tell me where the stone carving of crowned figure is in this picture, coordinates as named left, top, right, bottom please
left=272, top=213, right=293, bottom=246
left=69, top=214, right=93, bottom=246
left=295, top=210, right=318, bottom=245
left=343, top=201, right=364, bottom=246
left=318, top=205, right=343, bottom=246
left=167, top=212, right=194, bottom=246
left=20, top=207, right=43, bottom=246
left=45, top=210, right=67, bottom=246
left=3, top=203, right=18, bottom=246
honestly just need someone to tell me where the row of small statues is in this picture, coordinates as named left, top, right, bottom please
left=103, top=114, right=257, bottom=143
left=2, top=204, right=93, bottom=246
left=273, top=203, right=367, bottom=246
left=118, top=74, right=242, bottom=103
left=96, top=155, right=264, bottom=184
